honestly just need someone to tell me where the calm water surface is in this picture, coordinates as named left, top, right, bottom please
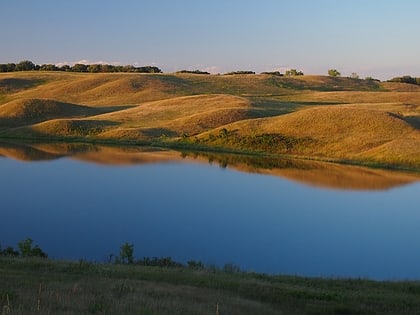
left=1, top=144, right=419, bottom=280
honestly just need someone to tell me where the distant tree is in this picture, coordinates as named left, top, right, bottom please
left=224, top=70, right=255, bottom=75
left=40, top=64, right=59, bottom=71
left=285, top=69, right=304, bottom=76
left=6, top=63, right=16, bottom=72
left=119, top=242, right=134, bottom=264
left=0, top=64, right=8, bottom=72
left=176, top=70, right=210, bottom=75
left=87, top=64, right=102, bottom=73
left=349, top=72, right=359, bottom=79
left=17, top=238, right=48, bottom=258
left=16, top=60, right=36, bottom=71
left=328, top=69, right=341, bottom=77
left=72, top=63, right=88, bottom=72
left=135, top=66, right=162, bottom=73
left=261, top=71, right=283, bottom=76
left=0, top=246, right=19, bottom=257
left=59, top=65, right=71, bottom=72
left=388, top=75, right=418, bottom=85
left=101, top=64, right=113, bottom=72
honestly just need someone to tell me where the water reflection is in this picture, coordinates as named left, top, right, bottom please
left=1, top=141, right=420, bottom=280
left=1, top=141, right=418, bottom=191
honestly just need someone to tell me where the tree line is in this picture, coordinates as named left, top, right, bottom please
left=0, top=60, right=162, bottom=73
left=388, top=75, right=420, bottom=85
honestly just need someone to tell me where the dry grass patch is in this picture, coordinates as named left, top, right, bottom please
left=198, top=105, right=420, bottom=167
left=95, top=94, right=253, bottom=138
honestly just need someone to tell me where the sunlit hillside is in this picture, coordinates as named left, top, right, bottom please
left=0, top=71, right=419, bottom=170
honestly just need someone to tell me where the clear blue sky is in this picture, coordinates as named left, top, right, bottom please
left=1, top=0, right=420, bottom=79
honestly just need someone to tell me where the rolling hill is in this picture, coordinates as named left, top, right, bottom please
left=0, top=71, right=419, bottom=170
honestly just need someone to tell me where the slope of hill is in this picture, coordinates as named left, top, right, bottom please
left=0, top=98, right=102, bottom=127
left=0, top=71, right=419, bottom=170
left=196, top=106, right=420, bottom=168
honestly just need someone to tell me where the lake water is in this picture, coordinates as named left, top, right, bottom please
left=1, top=142, right=420, bottom=280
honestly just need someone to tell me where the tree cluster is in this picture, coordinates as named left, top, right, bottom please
left=0, top=60, right=162, bottom=73
left=0, top=238, right=47, bottom=258
left=328, top=69, right=341, bottom=77
left=285, top=69, right=304, bottom=76
left=224, top=70, right=256, bottom=75
left=261, top=71, right=283, bottom=76
left=176, top=70, right=210, bottom=75
left=388, top=75, right=420, bottom=85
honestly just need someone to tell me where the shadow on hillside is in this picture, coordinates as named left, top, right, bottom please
left=404, top=116, right=420, bottom=129
left=141, top=128, right=178, bottom=138
left=0, top=78, right=43, bottom=93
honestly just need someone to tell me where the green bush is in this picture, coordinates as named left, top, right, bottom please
left=17, top=238, right=48, bottom=258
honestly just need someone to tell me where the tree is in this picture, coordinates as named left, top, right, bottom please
left=285, top=69, right=304, bottom=76
left=119, top=242, right=134, bottom=264
left=328, top=69, right=341, bottom=77
left=16, top=60, right=36, bottom=71
left=87, top=64, right=102, bottom=73
left=72, top=63, right=88, bottom=72
left=40, top=64, right=59, bottom=71
left=17, top=238, right=48, bottom=258
left=350, top=72, right=359, bottom=79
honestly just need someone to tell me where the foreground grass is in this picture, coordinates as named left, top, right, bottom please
left=2, top=257, right=420, bottom=314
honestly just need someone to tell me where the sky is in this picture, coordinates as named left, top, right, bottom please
left=1, top=0, right=420, bottom=80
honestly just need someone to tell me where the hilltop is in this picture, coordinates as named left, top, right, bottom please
left=0, top=71, right=419, bottom=170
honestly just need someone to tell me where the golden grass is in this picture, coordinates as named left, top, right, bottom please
left=94, top=94, right=253, bottom=138
left=1, top=71, right=420, bottom=169
left=200, top=106, right=420, bottom=167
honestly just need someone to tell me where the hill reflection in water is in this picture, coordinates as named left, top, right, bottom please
left=0, top=141, right=418, bottom=191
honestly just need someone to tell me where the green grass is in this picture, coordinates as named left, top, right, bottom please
left=2, top=257, right=420, bottom=314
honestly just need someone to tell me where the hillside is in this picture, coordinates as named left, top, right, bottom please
left=0, top=71, right=419, bottom=170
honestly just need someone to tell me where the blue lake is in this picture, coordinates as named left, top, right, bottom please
left=1, top=143, right=420, bottom=280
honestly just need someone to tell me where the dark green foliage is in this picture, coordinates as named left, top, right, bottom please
left=328, top=69, right=341, bottom=77
left=176, top=70, right=210, bottom=75
left=15, top=60, right=36, bottom=71
left=388, top=75, right=420, bottom=85
left=72, top=63, right=88, bottom=72
left=17, top=238, right=48, bottom=258
left=39, top=64, right=60, bottom=71
left=285, top=69, right=304, bottom=76
left=0, top=60, right=162, bottom=73
left=261, top=71, right=283, bottom=76
left=0, top=246, right=19, bottom=257
left=119, top=242, right=134, bottom=264
left=225, top=70, right=256, bottom=75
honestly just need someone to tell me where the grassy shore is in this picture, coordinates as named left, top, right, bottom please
left=1, top=71, right=419, bottom=170
left=2, top=257, right=420, bottom=314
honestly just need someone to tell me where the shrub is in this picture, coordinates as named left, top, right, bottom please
left=119, top=242, right=134, bottom=264
left=17, top=238, right=48, bottom=258
left=224, top=71, right=255, bottom=75
left=328, top=69, right=341, bottom=77
left=285, top=69, right=304, bottom=76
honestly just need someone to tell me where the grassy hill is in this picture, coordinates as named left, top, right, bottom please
left=0, top=71, right=419, bottom=170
